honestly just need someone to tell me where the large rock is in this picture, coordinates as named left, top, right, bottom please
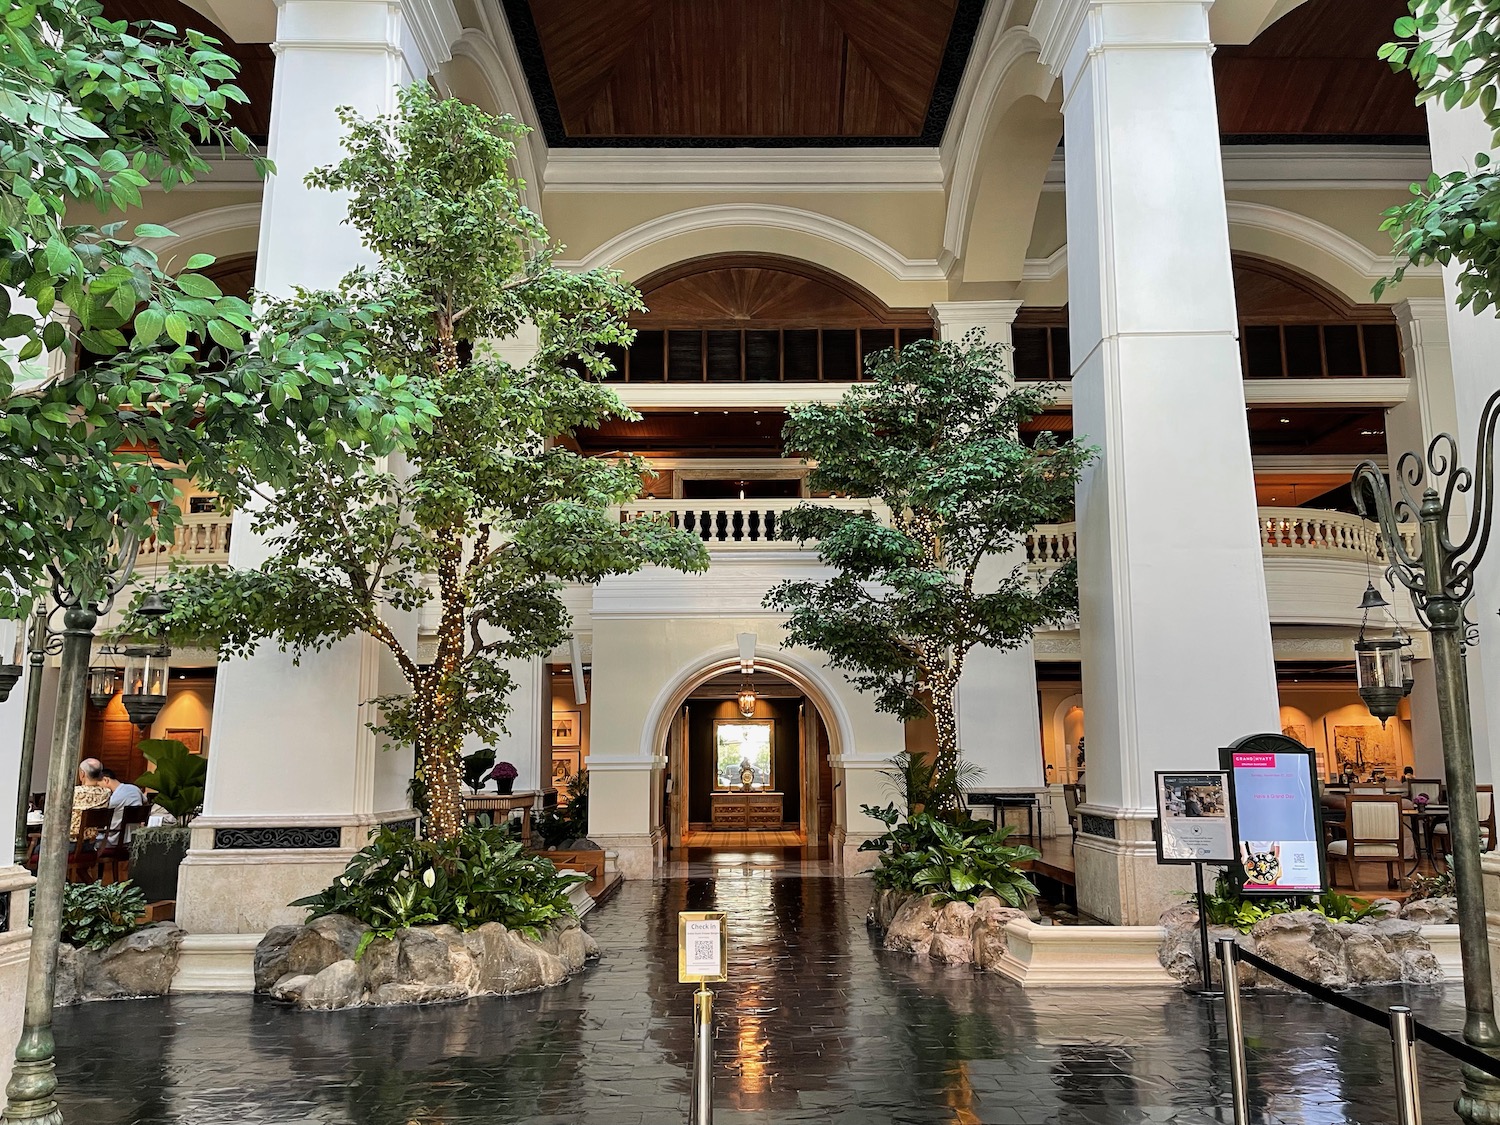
left=1343, top=930, right=1402, bottom=985
left=53, top=944, right=83, bottom=1007
left=298, top=959, right=364, bottom=1011
left=970, top=896, right=1028, bottom=973
left=883, top=896, right=940, bottom=958
left=867, top=889, right=912, bottom=932
left=253, top=925, right=302, bottom=992
left=1402, top=896, right=1459, bottom=925
left=79, top=924, right=185, bottom=1000
left=284, top=914, right=369, bottom=978
left=1249, top=912, right=1350, bottom=989
left=928, top=901, right=976, bottom=966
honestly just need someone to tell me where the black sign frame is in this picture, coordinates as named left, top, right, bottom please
left=1219, top=733, right=1329, bottom=897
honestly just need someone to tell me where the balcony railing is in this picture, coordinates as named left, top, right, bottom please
left=142, top=512, right=232, bottom=565
left=617, top=497, right=877, bottom=548
left=1026, top=507, right=1418, bottom=571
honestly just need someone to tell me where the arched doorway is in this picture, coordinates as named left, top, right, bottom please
left=663, top=666, right=834, bottom=854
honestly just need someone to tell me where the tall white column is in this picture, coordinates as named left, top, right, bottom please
left=1423, top=100, right=1500, bottom=786
left=928, top=302, right=1047, bottom=795
left=179, top=0, right=452, bottom=935
left=1032, top=0, right=1279, bottom=923
left=0, top=669, right=32, bottom=1096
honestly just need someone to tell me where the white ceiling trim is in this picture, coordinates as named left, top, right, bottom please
left=1019, top=379, right=1408, bottom=410
left=542, top=148, right=944, bottom=193
left=1043, top=146, right=1435, bottom=192
left=553, top=203, right=948, bottom=281
left=138, top=202, right=263, bottom=260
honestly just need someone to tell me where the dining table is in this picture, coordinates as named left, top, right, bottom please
left=1402, top=803, right=1449, bottom=876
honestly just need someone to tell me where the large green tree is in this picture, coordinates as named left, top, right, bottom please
left=0, top=0, right=430, bottom=610
left=1377, top=3, right=1500, bottom=310
left=765, top=337, right=1091, bottom=775
left=135, top=87, right=708, bottom=840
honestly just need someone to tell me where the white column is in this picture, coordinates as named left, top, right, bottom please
left=0, top=666, right=32, bottom=1096
left=180, top=0, right=451, bottom=935
left=1423, top=100, right=1500, bottom=786
left=1032, top=0, right=1279, bottom=923
left=928, top=302, right=1047, bottom=797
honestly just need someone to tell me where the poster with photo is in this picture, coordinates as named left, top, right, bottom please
left=1155, top=771, right=1234, bottom=864
left=1221, top=744, right=1326, bottom=895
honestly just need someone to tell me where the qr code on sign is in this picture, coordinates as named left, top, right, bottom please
left=693, top=939, right=715, bottom=965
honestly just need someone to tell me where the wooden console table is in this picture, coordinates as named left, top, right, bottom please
left=710, top=790, right=784, bottom=829
left=463, top=790, right=543, bottom=843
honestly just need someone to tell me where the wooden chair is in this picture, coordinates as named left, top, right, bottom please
left=1062, top=784, right=1082, bottom=854
left=96, top=804, right=150, bottom=885
left=1407, top=778, right=1444, bottom=805
left=1350, top=784, right=1387, bottom=795
left=1326, top=795, right=1403, bottom=890
left=67, top=807, right=113, bottom=883
left=1432, top=784, right=1496, bottom=862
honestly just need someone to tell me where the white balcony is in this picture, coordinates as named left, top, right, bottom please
left=142, top=512, right=233, bottom=567
left=617, top=497, right=878, bottom=548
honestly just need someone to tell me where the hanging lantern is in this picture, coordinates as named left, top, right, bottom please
left=1398, top=634, right=1415, bottom=697
left=121, top=644, right=171, bottom=728
left=0, top=616, right=23, bottom=703
left=1355, top=635, right=1405, bottom=726
left=737, top=683, right=757, bottom=717
left=87, top=662, right=121, bottom=709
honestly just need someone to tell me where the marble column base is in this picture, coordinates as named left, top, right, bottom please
left=589, top=829, right=665, bottom=880
left=1074, top=807, right=1195, bottom=926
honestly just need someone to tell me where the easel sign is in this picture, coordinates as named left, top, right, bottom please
left=679, top=911, right=729, bottom=984
left=1154, top=771, right=1234, bottom=865
left=1220, top=735, right=1328, bottom=897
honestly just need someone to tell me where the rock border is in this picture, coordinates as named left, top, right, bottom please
left=869, top=889, right=1032, bottom=971
left=56, top=923, right=186, bottom=1005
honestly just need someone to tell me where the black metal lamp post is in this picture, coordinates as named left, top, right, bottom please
left=1352, top=393, right=1500, bottom=1123
left=12, top=607, right=57, bottom=864
left=2, top=537, right=141, bottom=1125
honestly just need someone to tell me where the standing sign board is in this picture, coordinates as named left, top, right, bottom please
left=679, top=911, right=729, bottom=983
left=1154, top=772, right=1234, bottom=864
left=1220, top=736, right=1327, bottom=895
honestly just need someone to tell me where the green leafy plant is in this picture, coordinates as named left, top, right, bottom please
left=766, top=335, right=1092, bottom=773
left=135, top=84, right=708, bottom=841
left=462, top=750, right=494, bottom=793
left=533, top=770, right=591, bottom=850
left=291, top=819, right=586, bottom=950
left=1200, top=872, right=1380, bottom=933
left=1407, top=871, right=1456, bottom=901
left=861, top=807, right=1038, bottom=907
left=880, top=749, right=983, bottom=821
left=59, top=880, right=147, bottom=950
left=135, top=737, right=207, bottom=821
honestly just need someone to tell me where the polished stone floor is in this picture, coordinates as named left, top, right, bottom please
left=53, top=850, right=1471, bottom=1124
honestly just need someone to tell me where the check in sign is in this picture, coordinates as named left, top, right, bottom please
left=679, top=911, right=728, bottom=983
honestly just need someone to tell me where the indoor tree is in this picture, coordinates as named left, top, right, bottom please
left=134, top=86, right=709, bottom=840
left=765, top=335, right=1091, bottom=784
left=1377, top=3, right=1500, bottom=310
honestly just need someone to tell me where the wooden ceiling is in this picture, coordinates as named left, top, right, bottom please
left=1214, top=0, right=1425, bottom=139
left=572, top=410, right=789, bottom=458
left=100, top=0, right=274, bottom=143
left=503, top=0, right=984, bottom=146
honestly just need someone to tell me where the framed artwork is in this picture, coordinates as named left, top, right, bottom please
left=713, top=719, right=773, bottom=790
left=1331, top=724, right=1401, bottom=779
left=167, top=728, right=204, bottom=755
left=551, top=749, right=581, bottom=793
left=551, top=710, right=581, bottom=748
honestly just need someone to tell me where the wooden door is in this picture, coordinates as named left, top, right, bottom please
left=83, top=695, right=144, bottom=784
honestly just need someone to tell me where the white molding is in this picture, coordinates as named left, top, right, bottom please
left=402, top=0, right=462, bottom=73
left=615, top=385, right=852, bottom=410
left=553, top=203, right=947, bottom=282
left=1042, top=145, right=1434, bottom=192
left=138, top=202, right=263, bottom=260
left=930, top=300, right=1024, bottom=340
left=1253, top=454, right=1389, bottom=472
left=1023, top=204, right=1440, bottom=285
left=543, top=149, right=944, bottom=193
left=1006, top=378, right=1407, bottom=410
left=173, top=934, right=259, bottom=993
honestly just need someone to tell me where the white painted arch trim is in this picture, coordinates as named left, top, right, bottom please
left=138, top=202, right=262, bottom=261
left=1022, top=201, right=1440, bottom=285
left=629, top=645, right=858, bottom=771
left=553, top=203, right=948, bottom=283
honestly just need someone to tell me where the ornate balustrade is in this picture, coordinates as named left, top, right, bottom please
left=142, top=512, right=233, bottom=565
left=616, top=497, right=878, bottom=548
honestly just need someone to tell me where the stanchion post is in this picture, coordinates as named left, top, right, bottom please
left=1194, top=862, right=1222, bottom=999
left=691, top=983, right=713, bottom=1125
left=1389, top=1006, right=1422, bottom=1125
left=1218, top=938, right=1250, bottom=1125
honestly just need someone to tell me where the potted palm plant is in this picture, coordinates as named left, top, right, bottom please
left=129, top=738, right=208, bottom=905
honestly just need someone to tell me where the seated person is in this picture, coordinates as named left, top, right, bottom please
left=81, top=759, right=145, bottom=846
left=69, top=763, right=110, bottom=842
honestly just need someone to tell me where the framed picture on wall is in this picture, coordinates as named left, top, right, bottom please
left=551, top=749, right=581, bottom=793
left=552, top=710, right=581, bottom=748
left=166, top=728, right=204, bottom=755
left=713, top=719, right=773, bottom=790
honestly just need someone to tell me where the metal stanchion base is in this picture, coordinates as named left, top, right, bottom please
left=1457, top=1064, right=1500, bottom=1125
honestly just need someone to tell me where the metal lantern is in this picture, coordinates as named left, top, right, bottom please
left=1355, top=635, right=1405, bottom=726
left=0, top=616, right=23, bottom=703
left=737, top=684, right=757, bottom=717
left=87, top=662, right=121, bottom=709
left=120, top=644, right=171, bottom=728
left=1399, top=635, right=1416, bottom=697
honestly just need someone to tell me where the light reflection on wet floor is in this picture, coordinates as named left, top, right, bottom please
left=51, top=854, right=1470, bottom=1124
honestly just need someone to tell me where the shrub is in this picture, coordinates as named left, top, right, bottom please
left=533, top=769, right=590, bottom=849
left=1200, top=872, right=1381, bottom=933
left=860, top=806, right=1039, bottom=907
left=291, top=820, right=585, bottom=944
left=1407, top=871, right=1454, bottom=902
left=135, top=738, right=207, bottom=822
left=60, top=881, right=147, bottom=950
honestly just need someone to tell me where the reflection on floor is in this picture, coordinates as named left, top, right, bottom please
left=681, top=829, right=806, bottom=848
left=50, top=871, right=1471, bottom=1125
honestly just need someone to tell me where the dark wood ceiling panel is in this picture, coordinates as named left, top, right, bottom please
left=572, top=410, right=788, bottom=458
left=100, top=0, right=274, bottom=143
left=1214, top=0, right=1425, bottom=139
left=506, top=0, right=981, bottom=146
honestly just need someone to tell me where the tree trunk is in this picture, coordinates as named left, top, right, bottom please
left=931, top=676, right=959, bottom=777
left=415, top=674, right=465, bottom=841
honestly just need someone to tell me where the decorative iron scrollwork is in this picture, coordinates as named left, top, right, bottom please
left=212, top=827, right=341, bottom=850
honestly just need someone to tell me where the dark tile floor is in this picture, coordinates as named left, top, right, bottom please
left=52, top=854, right=1472, bottom=1124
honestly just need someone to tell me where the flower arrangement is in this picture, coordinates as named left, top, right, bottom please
left=1415, top=792, right=1430, bottom=810
left=487, top=761, right=518, bottom=794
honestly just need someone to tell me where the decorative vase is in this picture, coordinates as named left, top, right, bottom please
left=494, top=776, right=514, bottom=795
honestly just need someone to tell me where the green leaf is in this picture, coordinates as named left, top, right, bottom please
left=164, top=312, right=189, bottom=346
left=185, top=253, right=216, bottom=270
left=133, top=223, right=176, bottom=240
left=134, top=308, right=165, bottom=346
left=175, top=273, right=222, bottom=299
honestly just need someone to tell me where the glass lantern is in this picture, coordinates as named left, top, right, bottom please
left=1355, top=635, right=1405, bottom=727
left=737, top=684, right=757, bottom=718
left=0, top=616, right=22, bottom=703
left=87, top=662, right=121, bottom=709
left=121, top=644, right=171, bottom=728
